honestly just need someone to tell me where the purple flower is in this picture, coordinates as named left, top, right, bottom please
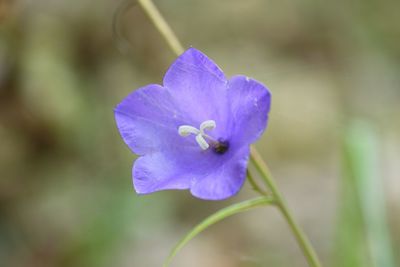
left=114, top=48, right=271, bottom=200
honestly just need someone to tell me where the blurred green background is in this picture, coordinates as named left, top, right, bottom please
left=0, top=0, right=399, bottom=266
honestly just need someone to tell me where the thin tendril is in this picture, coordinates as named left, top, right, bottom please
left=112, top=0, right=137, bottom=55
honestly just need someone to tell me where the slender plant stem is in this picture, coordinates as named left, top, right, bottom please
left=136, top=1, right=322, bottom=266
left=138, top=0, right=184, bottom=55
left=250, top=147, right=322, bottom=267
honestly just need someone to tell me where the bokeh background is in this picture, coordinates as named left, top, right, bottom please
left=1, top=0, right=399, bottom=266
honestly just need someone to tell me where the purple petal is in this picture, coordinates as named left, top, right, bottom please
left=115, top=48, right=272, bottom=201
left=163, top=48, right=229, bottom=136
left=114, top=84, right=187, bottom=155
left=133, top=153, right=191, bottom=194
left=190, top=146, right=250, bottom=200
left=133, top=144, right=248, bottom=199
left=227, top=75, right=271, bottom=146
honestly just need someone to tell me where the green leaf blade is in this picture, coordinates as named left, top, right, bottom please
left=336, top=120, right=396, bottom=267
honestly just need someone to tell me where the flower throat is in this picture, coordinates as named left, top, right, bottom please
left=178, top=120, right=229, bottom=154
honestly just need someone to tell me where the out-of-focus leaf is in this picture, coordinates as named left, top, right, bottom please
left=336, top=120, right=396, bottom=267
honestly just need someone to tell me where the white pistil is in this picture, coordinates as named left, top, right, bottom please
left=178, top=120, right=216, bottom=150
left=178, top=125, right=200, bottom=136
left=195, top=134, right=209, bottom=150
left=200, top=120, right=216, bottom=132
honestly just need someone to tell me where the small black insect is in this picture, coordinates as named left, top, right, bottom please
left=212, top=139, right=229, bottom=155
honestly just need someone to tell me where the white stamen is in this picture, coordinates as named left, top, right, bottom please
left=178, top=120, right=216, bottom=150
left=200, top=120, right=216, bottom=133
left=178, top=125, right=200, bottom=137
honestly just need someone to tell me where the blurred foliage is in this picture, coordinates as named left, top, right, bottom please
left=336, top=121, right=396, bottom=267
left=0, top=0, right=399, bottom=266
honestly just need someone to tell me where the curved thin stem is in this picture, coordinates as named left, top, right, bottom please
left=134, top=1, right=322, bottom=266
left=138, top=0, right=184, bottom=55
left=163, top=196, right=275, bottom=267
left=250, top=147, right=322, bottom=267
left=247, top=170, right=268, bottom=196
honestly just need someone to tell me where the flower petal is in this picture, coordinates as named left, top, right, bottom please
left=227, top=75, right=271, bottom=146
left=163, top=48, right=229, bottom=135
left=133, top=153, right=191, bottom=194
left=114, top=84, right=187, bottom=155
left=190, top=146, right=250, bottom=200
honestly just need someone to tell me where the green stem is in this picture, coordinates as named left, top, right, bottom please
left=250, top=147, right=322, bottom=267
left=135, top=1, right=322, bottom=266
left=138, top=0, right=184, bottom=55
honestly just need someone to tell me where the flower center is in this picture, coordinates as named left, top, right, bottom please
left=178, top=120, right=218, bottom=150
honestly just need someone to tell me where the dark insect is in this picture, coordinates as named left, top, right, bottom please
left=213, top=139, right=229, bottom=154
